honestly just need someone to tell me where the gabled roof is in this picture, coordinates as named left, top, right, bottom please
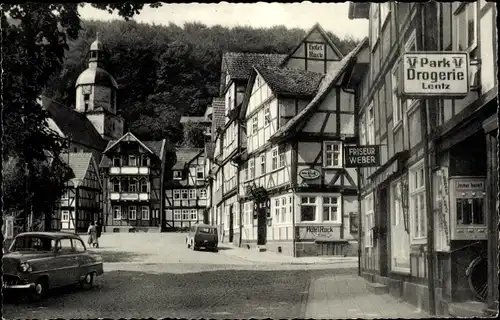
left=61, top=152, right=92, bottom=188
left=279, top=23, right=344, bottom=68
left=40, top=95, right=107, bottom=151
left=103, top=132, right=154, bottom=155
left=99, top=136, right=170, bottom=168
left=270, top=38, right=368, bottom=142
left=173, top=148, right=204, bottom=170
left=211, top=97, right=226, bottom=142
left=255, top=66, right=324, bottom=97
left=222, top=52, right=287, bottom=81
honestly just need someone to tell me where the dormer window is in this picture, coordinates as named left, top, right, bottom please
left=173, top=170, right=182, bottom=180
left=128, top=155, right=137, bottom=166
left=113, top=157, right=121, bottom=167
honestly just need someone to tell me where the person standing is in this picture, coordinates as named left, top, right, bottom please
left=87, top=221, right=97, bottom=248
left=95, top=220, right=102, bottom=248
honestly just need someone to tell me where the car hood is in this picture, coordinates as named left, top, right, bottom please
left=3, top=251, right=55, bottom=273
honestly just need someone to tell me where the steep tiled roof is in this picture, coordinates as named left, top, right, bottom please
left=61, top=152, right=92, bottom=187
left=223, top=52, right=287, bottom=81
left=173, top=148, right=203, bottom=170
left=255, top=66, right=324, bottom=97
left=40, top=96, right=107, bottom=151
left=211, top=97, right=226, bottom=141
left=271, top=38, right=368, bottom=141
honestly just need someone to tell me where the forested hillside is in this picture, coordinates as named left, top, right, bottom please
left=45, top=20, right=359, bottom=143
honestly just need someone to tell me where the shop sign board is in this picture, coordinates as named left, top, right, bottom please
left=344, top=145, right=381, bottom=168
left=401, top=51, right=469, bottom=98
left=296, top=225, right=337, bottom=241
left=299, top=168, right=321, bottom=180
left=306, top=43, right=325, bottom=59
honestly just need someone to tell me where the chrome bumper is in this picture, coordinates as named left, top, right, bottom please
left=3, top=282, right=35, bottom=290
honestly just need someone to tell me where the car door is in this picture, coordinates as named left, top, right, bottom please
left=72, top=238, right=90, bottom=280
left=53, top=238, right=80, bottom=286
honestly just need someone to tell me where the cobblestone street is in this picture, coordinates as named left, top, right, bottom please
left=3, top=233, right=428, bottom=319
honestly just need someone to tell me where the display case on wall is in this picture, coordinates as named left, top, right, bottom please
left=449, top=177, right=487, bottom=241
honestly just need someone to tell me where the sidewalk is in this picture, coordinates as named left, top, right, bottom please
left=218, top=244, right=358, bottom=265
left=304, top=274, right=430, bottom=319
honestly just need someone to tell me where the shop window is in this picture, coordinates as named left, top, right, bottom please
left=409, top=160, right=427, bottom=243
left=454, top=2, right=477, bottom=52
left=365, top=193, right=374, bottom=247
left=174, top=210, right=182, bottom=220
left=129, top=206, right=137, bottom=220
left=324, top=142, right=342, bottom=168
left=141, top=206, right=150, bottom=220
left=300, top=196, right=316, bottom=221
left=113, top=206, right=121, bottom=220
left=323, top=196, right=340, bottom=223
left=173, top=190, right=180, bottom=200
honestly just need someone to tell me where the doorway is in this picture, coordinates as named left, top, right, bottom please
left=257, top=206, right=267, bottom=245
left=229, top=205, right=234, bottom=243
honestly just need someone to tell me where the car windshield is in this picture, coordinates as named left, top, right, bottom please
left=10, top=236, right=56, bottom=252
left=198, top=227, right=216, bottom=234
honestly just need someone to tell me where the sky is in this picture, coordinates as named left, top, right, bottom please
left=78, top=2, right=369, bottom=40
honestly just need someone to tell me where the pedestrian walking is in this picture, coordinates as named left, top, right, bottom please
left=87, top=221, right=97, bottom=248
left=95, top=220, right=102, bottom=248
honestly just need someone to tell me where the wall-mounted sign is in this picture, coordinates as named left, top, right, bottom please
left=306, top=43, right=325, bottom=59
left=455, top=180, right=485, bottom=190
left=299, top=168, right=321, bottom=180
left=344, top=145, right=381, bottom=168
left=295, top=225, right=338, bottom=241
left=401, top=52, right=469, bottom=98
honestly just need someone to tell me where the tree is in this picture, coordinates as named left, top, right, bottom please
left=181, top=122, right=207, bottom=148
left=1, top=3, right=159, bottom=226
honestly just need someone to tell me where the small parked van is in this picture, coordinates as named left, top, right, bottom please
left=186, top=224, right=218, bottom=252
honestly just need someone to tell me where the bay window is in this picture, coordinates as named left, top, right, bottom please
left=323, top=196, right=340, bottom=223
left=300, top=196, right=316, bottom=221
left=409, top=160, right=427, bottom=242
left=324, top=142, right=342, bottom=168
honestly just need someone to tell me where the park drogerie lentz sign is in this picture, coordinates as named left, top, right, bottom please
left=344, top=145, right=381, bottom=168
left=401, top=52, right=469, bottom=98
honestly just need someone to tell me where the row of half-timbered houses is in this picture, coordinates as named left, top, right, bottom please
left=204, top=23, right=365, bottom=257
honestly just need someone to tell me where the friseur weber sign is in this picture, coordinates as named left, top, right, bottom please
left=344, top=145, right=381, bottom=168
left=401, top=52, right=469, bottom=98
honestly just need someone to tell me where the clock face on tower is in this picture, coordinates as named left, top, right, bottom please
left=82, top=85, right=92, bottom=94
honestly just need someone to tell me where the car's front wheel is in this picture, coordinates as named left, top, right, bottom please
left=30, top=278, right=48, bottom=302
left=80, top=272, right=94, bottom=290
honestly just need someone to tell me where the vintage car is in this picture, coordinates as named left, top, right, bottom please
left=2, top=232, right=104, bottom=300
left=186, top=224, right=218, bottom=252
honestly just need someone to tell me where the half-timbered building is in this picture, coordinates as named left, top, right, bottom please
left=165, top=148, right=207, bottom=230
left=99, top=132, right=175, bottom=231
left=348, top=1, right=497, bottom=316
left=55, top=152, right=102, bottom=233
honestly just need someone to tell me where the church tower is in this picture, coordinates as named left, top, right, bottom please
left=75, top=33, right=124, bottom=141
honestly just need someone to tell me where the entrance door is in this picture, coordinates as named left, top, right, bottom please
left=257, top=206, right=267, bottom=245
left=229, top=205, right=234, bottom=243
left=377, top=187, right=389, bottom=277
left=61, top=210, right=75, bottom=230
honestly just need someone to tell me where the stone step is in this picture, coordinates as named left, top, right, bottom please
left=448, top=301, right=488, bottom=317
left=365, top=282, right=389, bottom=295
